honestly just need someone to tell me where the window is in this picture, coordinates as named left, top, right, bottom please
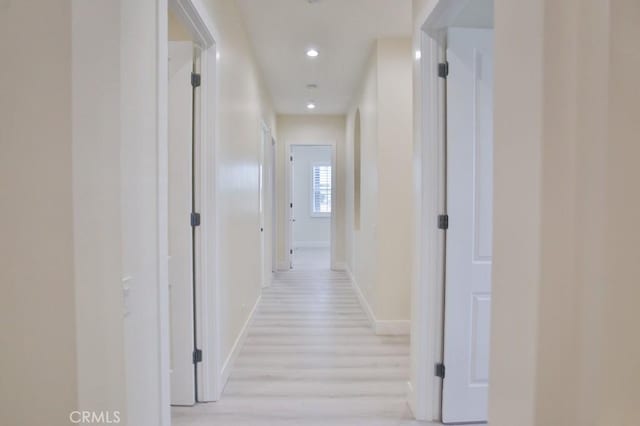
left=312, top=163, right=332, bottom=216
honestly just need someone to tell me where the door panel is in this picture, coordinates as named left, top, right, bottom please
left=259, top=124, right=270, bottom=287
left=271, top=138, right=278, bottom=273
left=442, top=27, right=494, bottom=424
left=168, top=41, right=195, bottom=406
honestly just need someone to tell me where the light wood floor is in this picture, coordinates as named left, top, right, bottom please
left=173, top=256, right=434, bottom=425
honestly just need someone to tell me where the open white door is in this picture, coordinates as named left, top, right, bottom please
left=442, top=28, right=494, bottom=423
left=288, top=151, right=294, bottom=269
left=259, top=123, right=270, bottom=287
left=168, top=41, right=196, bottom=406
left=271, top=138, right=278, bottom=273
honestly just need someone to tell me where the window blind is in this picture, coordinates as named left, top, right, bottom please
left=312, top=165, right=332, bottom=214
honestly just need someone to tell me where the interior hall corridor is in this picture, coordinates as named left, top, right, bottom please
left=5, top=1, right=640, bottom=426
left=172, top=254, right=416, bottom=426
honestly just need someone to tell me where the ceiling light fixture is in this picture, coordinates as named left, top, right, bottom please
left=415, top=50, right=421, bottom=60
left=306, top=102, right=316, bottom=110
left=306, top=48, right=319, bottom=58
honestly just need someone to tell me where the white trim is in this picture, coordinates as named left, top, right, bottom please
left=345, top=267, right=375, bottom=328
left=406, top=381, right=416, bottom=417
left=332, top=261, right=347, bottom=271
left=220, top=295, right=261, bottom=390
left=277, top=260, right=290, bottom=271
left=169, top=0, right=219, bottom=47
left=345, top=267, right=410, bottom=336
left=329, top=145, right=338, bottom=270
left=156, top=1, right=170, bottom=424
left=375, top=321, right=411, bottom=336
left=166, top=0, right=222, bottom=405
left=196, top=42, right=221, bottom=402
left=409, top=27, right=446, bottom=422
left=294, top=241, right=330, bottom=248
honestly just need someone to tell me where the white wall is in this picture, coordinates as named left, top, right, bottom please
left=490, top=1, right=640, bottom=425
left=72, top=0, right=128, bottom=420
left=1, top=1, right=276, bottom=424
left=0, top=2, right=79, bottom=425
left=346, top=51, right=378, bottom=311
left=276, top=115, right=346, bottom=268
left=345, top=38, right=413, bottom=330
left=198, top=0, right=276, bottom=377
left=291, top=145, right=332, bottom=247
left=375, top=38, right=414, bottom=321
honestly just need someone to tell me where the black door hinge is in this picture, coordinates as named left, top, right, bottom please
left=290, top=156, right=293, bottom=162
left=435, top=363, right=445, bottom=379
left=438, top=214, right=449, bottom=230
left=290, top=203, right=293, bottom=208
left=191, top=212, right=201, bottom=227
left=191, top=72, right=201, bottom=88
left=290, top=249, right=293, bottom=255
left=193, top=349, right=203, bottom=364
left=438, top=62, right=449, bottom=79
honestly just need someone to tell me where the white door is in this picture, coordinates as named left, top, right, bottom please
left=168, top=41, right=195, bottom=406
left=288, top=151, right=294, bottom=269
left=271, top=138, right=278, bottom=273
left=442, top=28, right=494, bottom=423
left=259, top=124, right=270, bottom=287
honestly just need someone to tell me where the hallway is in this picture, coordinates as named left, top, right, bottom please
left=172, top=264, right=418, bottom=425
left=5, top=1, right=640, bottom=425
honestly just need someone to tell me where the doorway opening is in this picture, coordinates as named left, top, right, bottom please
left=288, top=145, right=334, bottom=270
left=412, top=0, right=494, bottom=423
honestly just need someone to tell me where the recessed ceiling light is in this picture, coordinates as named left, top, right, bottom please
left=415, top=50, right=421, bottom=60
left=307, top=102, right=316, bottom=110
left=306, top=48, right=319, bottom=58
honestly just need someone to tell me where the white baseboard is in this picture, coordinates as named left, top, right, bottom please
left=406, top=381, right=417, bottom=419
left=345, top=266, right=375, bottom=328
left=345, top=266, right=410, bottom=336
left=277, top=260, right=290, bottom=271
left=220, top=295, right=261, bottom=390
left=293, top=241, right=330, bottom=248
left=375, top=320, right=411, bottom=335
left=332, top=261, right=347, bottom=271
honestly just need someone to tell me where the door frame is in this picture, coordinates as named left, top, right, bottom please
left=161, top=0, right=222, bottom=418
left=410, top=0, right=493, bottom=421
left=285, top=143, right=337, bottom=270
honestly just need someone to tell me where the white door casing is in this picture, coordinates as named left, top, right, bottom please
left=442, top=27, right=494, bottom=423
left=168, top=41, right=196, bottom=406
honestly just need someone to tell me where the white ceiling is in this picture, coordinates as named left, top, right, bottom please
left=236, top=0, right=413, bottom=115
